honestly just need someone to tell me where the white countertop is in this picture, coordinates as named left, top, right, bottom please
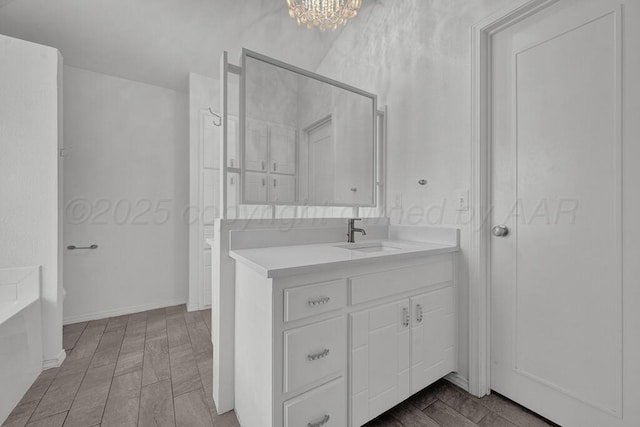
left=229, top=239, right=458, bottom=278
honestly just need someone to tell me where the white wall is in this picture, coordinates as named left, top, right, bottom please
left=0, top=34, right=64, bottom=366
left=314, top=0, right=514, bottom=382
left=62, top=66, right=189, bottom=323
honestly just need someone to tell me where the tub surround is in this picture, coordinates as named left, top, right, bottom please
left=0, top=266, right=43, bottom=425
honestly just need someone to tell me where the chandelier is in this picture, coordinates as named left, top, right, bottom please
left=287, top=0, right=362, bottom=32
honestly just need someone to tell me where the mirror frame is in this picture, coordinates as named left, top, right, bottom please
left=239, top=48, right=378, bottom=208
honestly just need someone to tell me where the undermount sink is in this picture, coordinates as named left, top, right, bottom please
left=334, top=241, right=402, bottom=253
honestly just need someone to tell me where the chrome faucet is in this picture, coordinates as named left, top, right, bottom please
left=347, top=218, right=367, bottom=243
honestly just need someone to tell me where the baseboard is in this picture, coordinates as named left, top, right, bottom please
left=43, top=349, right=66, bottom=370
left=63, top=299, right=187, bottom=325
left=445, top=372, right=470, bottom=392
left=187, top=302, right=212, bottom=312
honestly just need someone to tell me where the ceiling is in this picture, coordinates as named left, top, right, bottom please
left=0, top=0, right=348, bottom=91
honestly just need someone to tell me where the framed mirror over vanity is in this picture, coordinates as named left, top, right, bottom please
left=240, top=49, right=378, bottom=208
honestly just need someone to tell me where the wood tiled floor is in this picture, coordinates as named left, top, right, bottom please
left=3, top=305, right=557, bottom=427
left=3, top=305, right=239, bottom=427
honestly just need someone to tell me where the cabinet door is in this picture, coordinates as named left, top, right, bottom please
left=350, top=299, right=411, bottom=427
left=410, top=286, right=455, bottom=394
left=270, top=124, right=296, bottom=174
left=268, top=175, right=295, bottom=204
left=244, top=171, right=267, bottom=203
left=245, top=119, right=268, bottom=172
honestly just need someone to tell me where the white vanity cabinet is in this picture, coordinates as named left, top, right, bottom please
left=233, top=250, right=457, bottom=427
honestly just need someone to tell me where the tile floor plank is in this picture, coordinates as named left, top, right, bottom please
left=101, top=370, right=141, bottom=427
left=201, top=309, right=212, bottom=332
left=174, top=389, right=213, bottom=427
left=91, top=328, right=125, bottom=369
left=479, top=412, right=518, bottom=427
left=138, top=380, right=175, bottom=427
left=168, top=344, right=202, bottom=397
left=25, top=412, right=67, bottom=427
left=166, top=317, right=190, bottom=349
left=142, top=335, right=171, bottom=386
left=114, top=350, right=144, bottom=377
left=389, top=402, right=441, bottom=427
left=185, top=317, right=211, bottom=364
left=29, top=358, right=91, bottom=422
left=423, top=400, right=479, bottom=427
left=2, top=400, right=39, bottom=427
left=17, top=368, right=59, bottom=406
left=478, top=393, right=554, bottom=427
left=165, top=305, right=186, bottom=320
left=63, top=363, right=115, bottom=427
left=145, top=313, right=167, bottom=341
left=104, top=315, right=128, bottom=332
left=62, top=323, right=88, bottom=351
left=363, top=413, right=404, bottom=426
left=67, top=325, right=105, bottom=361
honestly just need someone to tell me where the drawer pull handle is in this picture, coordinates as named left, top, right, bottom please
left=402, top=307, right=409, bottom=327
left=308, top=297, right=331, bottom=306
left=307, top=349, right=330, bottom=361
left=308, top=414, right=330, bottom=427
left=416, top=304, right=423, bottom=323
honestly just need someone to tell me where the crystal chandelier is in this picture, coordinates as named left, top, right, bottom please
left=287, top=0, right=362, bottom=32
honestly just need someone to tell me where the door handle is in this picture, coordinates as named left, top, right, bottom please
left=492, top=225, right=509, bottom=237
left=67, top=244, right=98, bottom=250
left=402, top=307, right=410, bottom=327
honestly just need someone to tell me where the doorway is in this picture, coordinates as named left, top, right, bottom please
left=470, top=0, right=640, bottom=426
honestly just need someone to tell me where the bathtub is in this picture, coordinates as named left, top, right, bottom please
left=0, top=266, right=42, bottom=424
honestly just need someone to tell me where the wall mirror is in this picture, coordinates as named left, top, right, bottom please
left=240, top=49, right=377, bottom=207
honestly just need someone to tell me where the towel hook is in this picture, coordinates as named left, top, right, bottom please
left=208, top=108, right=222, bottom=126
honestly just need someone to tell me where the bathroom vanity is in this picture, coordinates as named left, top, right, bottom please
left=230, top=236, right=458, bottom=427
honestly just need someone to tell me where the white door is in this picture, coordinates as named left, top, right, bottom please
left=350, top=299, right=410, bottom=427
left=410, top=287, right=455, bottom=394
left=490, top=1, right=640, bottom=426
left=307, top=118, right=335, bottom=205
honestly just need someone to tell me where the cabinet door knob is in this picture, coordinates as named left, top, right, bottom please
left=416, top=304, right=423, bottom=323
left=308, top=414, right=330, bottom=427
left=261, top=160, right=265, bottom=170
left=402, top=307, right=410, bottom=327
left=273, top=162, right=277, bottom=171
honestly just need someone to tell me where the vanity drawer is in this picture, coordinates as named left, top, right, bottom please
left=284, top=377, right=346, bottom=427
left=284, top=279, right=346, bottom=322
left=284, top=316, right=346, bottom=393
left=349, top=255, right=453, bottom=305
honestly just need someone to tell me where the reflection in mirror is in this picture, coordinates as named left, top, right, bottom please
left=241, top=50, right=377, bottom=207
